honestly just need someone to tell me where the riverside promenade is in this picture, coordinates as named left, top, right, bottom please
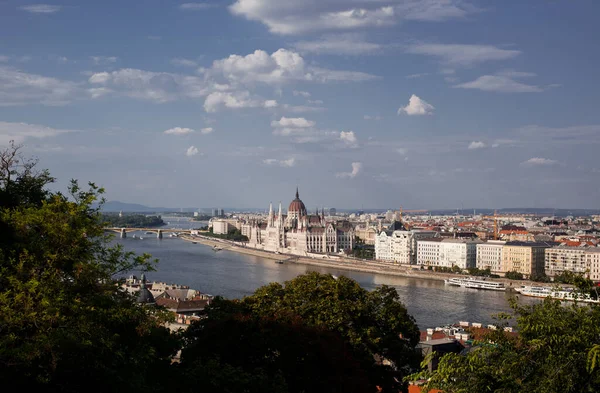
left=179, top=235, right=540, bottom=288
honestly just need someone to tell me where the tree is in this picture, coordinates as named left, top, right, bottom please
left=0, top=143, right=179, bottom=392
left=413, top=298, right=600, bottom=393
left=238, top=272, right=422, bottom=392
left=177, top=303, right=370, bottom=393
left=505, top=270, right=524, bottom=280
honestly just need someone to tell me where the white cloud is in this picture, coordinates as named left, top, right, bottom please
left=0, top=66, right=80, bottom=106
left=407, top=44, right=520, bottom=66
left=0, top=121, right=72, bottom=145
left=165, top=127, right=194, bottom=135
left=364, top=115, right=382, bottom=120
left=211, top=48, right=378, bottom=85
left=406, top=73, right=429, bottom=79
left=230, top=0, right=475, bottom=35
left=307, top=99, right=323, bottom=105
left=280, top=104, right=325, bottom=113
left=295, top=34, right=382, bottom=55
left=88, top=68, right=210, bottom=103
left=263, top=99, right=278, bottom=108
left=88, top=87, right=112, bottom=98
left=204, top=91, right=272, bottom=112
left=455, top=75, right=543, bottom=93
left=171, top=58, right=198, bottom=67
left=19, top=4, right=61, bottom=13
left=179, top=3, right=214, bottom=10
left=468, top=141, right=486, bottom=149
left=292, top=90, right=310, bottom=98
left=186, top=146, right=199, bottom=156
left=200, top=127, right=214, bottom=134
left=90, top=56, right=118, bottom=66
left=396, top=148, right=408, bottom=155
left=521, top=157, right=558, bottom=166
left=271, top=117, right=315, bottom=128
left=340, top=131, right=358, bottom=147
left=398, top=94, right=434, bottom=115
left=263, top=157, right=296, bottom=167
left=336, top=162, right=362, bottom=178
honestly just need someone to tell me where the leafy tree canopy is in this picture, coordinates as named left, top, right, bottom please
left=414, top=297, right=600, bottom=393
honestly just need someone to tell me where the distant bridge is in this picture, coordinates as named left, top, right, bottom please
left=104, top=227, right=192, bottom=239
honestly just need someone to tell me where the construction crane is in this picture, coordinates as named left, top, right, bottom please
left=482, top=210, right=499, bottom=240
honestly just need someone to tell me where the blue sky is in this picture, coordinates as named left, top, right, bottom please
left=1, top=0, right=599, bottom=210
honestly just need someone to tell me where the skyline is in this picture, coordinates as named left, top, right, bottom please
left=1, top=1, right=599, bottom=209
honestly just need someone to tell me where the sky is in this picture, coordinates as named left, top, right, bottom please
left=1, top=0, right=599, bottom=210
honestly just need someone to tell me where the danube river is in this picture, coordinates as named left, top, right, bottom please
left=114, top=218, right=540, bottom=329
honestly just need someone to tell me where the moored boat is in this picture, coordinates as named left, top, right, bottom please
left=444, top=277, right=506, bottom=291
left=514, top=286, right=599, bottom=303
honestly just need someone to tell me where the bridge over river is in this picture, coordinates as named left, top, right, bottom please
left=104, top=227, right=192, bottom=239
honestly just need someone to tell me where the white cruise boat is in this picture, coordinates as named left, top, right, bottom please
left=514, top=286, right=599, bottom=303
left=445, top=277, right=506, bottom=291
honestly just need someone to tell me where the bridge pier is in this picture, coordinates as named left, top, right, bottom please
left=120, top=228, right=127, bottom=238
left=157, top=229, right=163, bottom=239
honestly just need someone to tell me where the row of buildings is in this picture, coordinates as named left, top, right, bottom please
left=375, top=228, right=600, bottom=280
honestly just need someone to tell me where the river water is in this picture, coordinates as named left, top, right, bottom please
left=114, top=217, right=540, bottom=329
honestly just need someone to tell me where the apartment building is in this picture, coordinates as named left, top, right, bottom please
left=502, top=241, right=553, bottom=278
left=417, top=238, right=480, bottom=269
left=545, top=246, right=589, bottom=277
left=375, top=230, right=438, bottom=264
left=476, top=240, right=506, bottom=273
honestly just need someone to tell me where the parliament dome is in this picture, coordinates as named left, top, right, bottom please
left=288, top=188, right=307, bottom=217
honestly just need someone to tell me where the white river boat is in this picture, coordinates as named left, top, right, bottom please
left=444, top=277, right=506, bottom=291
left=514, top=286, right=599, bottom=303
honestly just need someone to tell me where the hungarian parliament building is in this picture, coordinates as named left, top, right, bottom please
left=245, top=188, right=355, bottom=255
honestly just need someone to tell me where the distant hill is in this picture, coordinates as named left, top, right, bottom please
left=100, top=201, right=198, bottom=213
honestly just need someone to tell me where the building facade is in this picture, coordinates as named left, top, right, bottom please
left=476, top=240, right=506, bottom=273
left=586, top=248, right=600, bottom=281
left=246, top=189, right=354, bottom=255
left=545, top=246, right=589, bottom=277
left=502, top=242, right=552, bottom=278
left=417, top=238, right=480, bottom=269
left=376, top=230, right=438, bottom=264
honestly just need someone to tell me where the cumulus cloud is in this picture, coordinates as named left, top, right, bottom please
left=201, top=127, right=214, bottom=134
left=340, top=131, right=358, bottom=147
left=186, top=146, right=199, bottom=156
left=336, top=162, right=362, bottom=178
left=398, top=94, right=434, bottom=115
left=263, top=157, right=296, bottom=167
left=210, top=48, right=378, bottom=85
left=521, top=157, right=558, bottom=166
left=0, top=66, right=80, bottom=106
left=164, top=127, right=194, bottom=135
left=263, top=99, right=278, bottom=108
left=271, top=117, right=315, bottom=128
left=203, top=91, right=271, bottom=112
left=88, top=87, right=112, bottom=99
left=468, top=141, right=486, bottom=149
left=19, top=4, right=61, bottom=13
left=0, top=121, right=72, bottom=145
left=295, top=34, right=382, bottom=55
left=90, top=56, right=118, bottom=66
left=455, top=75, right=543, bottom=93
left=229, top=0, right=475, bottom=35
left=406, top=44, right=520, bottom=66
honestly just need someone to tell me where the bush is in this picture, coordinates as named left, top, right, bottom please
left=505, top=271, right=524, bottom=280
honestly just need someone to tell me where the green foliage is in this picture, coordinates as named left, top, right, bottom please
left=505, top=270, right=524, bottom=280
left=350, top=243, right=375, bottom=259
left=201, top=227, right=249, bottom=241
left=415, top=298, right=600, bottom=393
left=530, top=272, right=551, bottom=282
left=467, top=267, right=491, bottom=277
left=233, top=272, right=421, bottom=392
left=102, top=213, right=165, bottom=228
left=0, top=143, right=179, bottom=392
left=178, top=305, right=370, bottom=393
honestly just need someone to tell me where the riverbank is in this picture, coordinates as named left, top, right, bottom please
left=180, top=235, right=543, bottom=288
